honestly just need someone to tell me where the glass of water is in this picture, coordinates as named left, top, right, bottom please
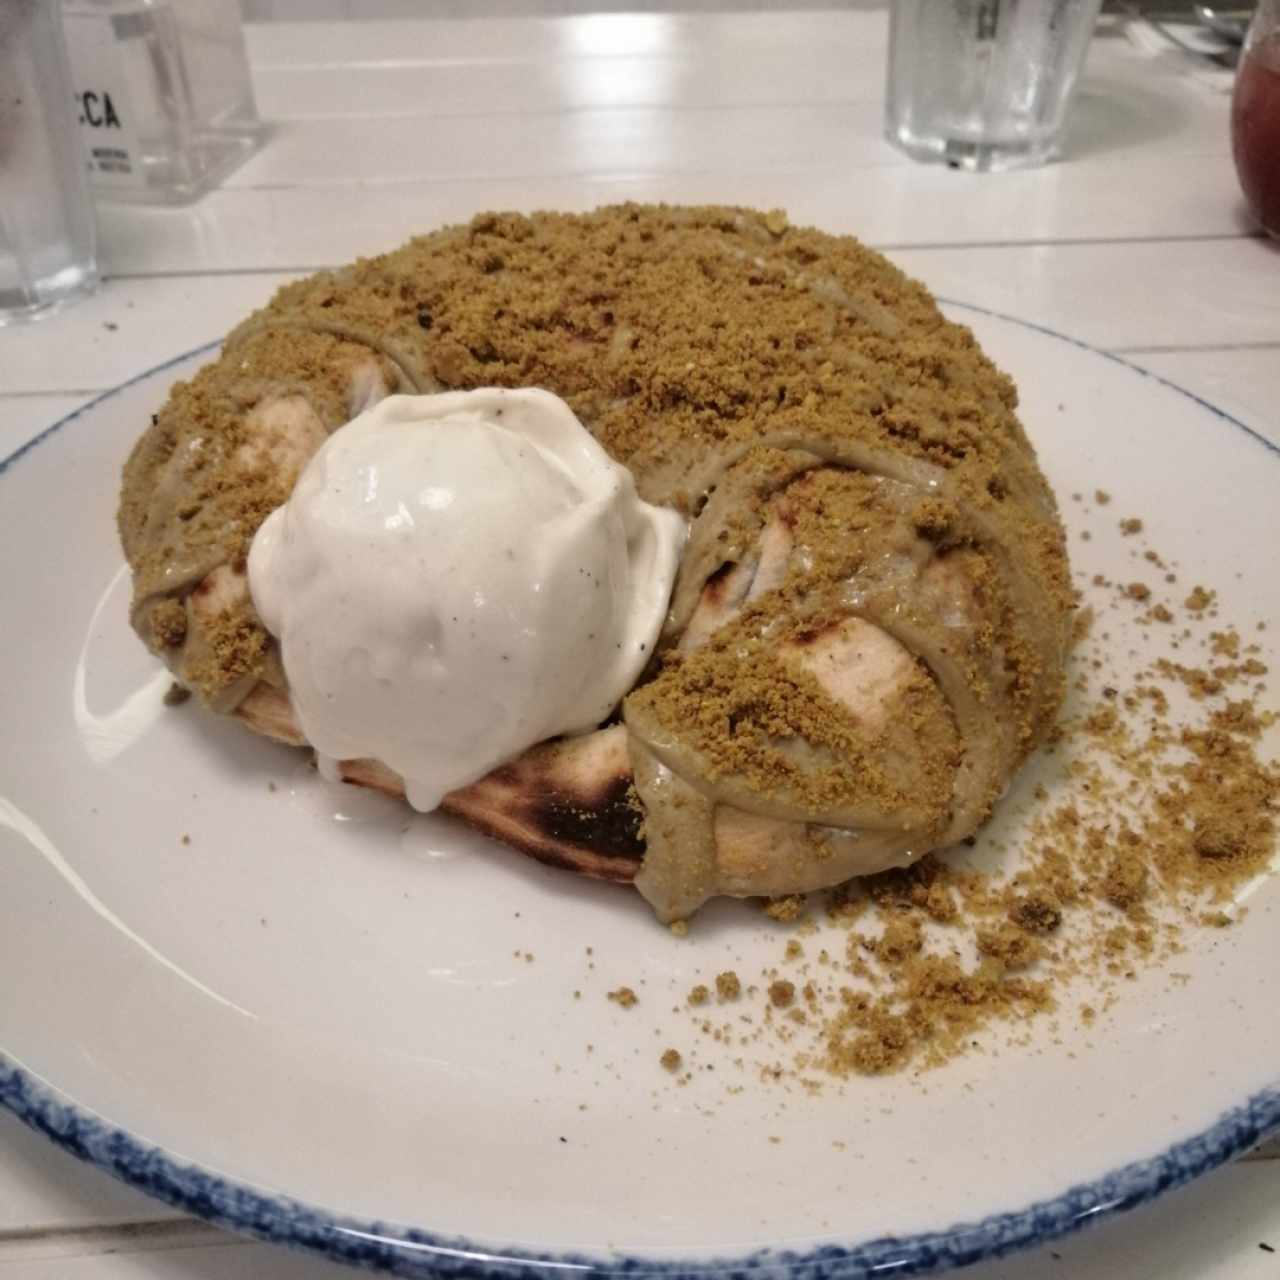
left=886, top=0, right=1105, bottom=172
left=0, top=0, right=99, bottom=324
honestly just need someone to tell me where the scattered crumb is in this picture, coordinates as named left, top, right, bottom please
left=769, top=980, right=796, bottom=1008
left=716, top=971, right=742, bottom=1001
left=763, top=895, right=805, bottom=922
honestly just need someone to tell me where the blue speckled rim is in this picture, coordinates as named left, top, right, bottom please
left=2, top=303, right=1278, bottom=1278
left=2, top=1059, right=1278, bottom=1279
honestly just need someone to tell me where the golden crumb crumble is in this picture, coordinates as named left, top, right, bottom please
left=716, top=971, right=742, bottom=1001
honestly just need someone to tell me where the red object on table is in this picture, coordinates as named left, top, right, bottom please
left=1232, top=10, right=1280, bottom=238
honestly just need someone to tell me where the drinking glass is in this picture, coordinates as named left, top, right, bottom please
left=0, top=0, right=100, bottom=324
left=886, top=0, right=1105, bottom=172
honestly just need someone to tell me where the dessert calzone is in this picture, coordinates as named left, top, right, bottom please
left=118, top=205, right=1074, bottom=921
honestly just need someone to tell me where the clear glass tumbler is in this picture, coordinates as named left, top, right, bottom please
left=885, top=0, right=1105, bottom=172
left=0, top=0, right=99, bottom=324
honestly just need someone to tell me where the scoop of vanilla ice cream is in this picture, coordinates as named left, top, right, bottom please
left=247, top=388, right=686, bottom=811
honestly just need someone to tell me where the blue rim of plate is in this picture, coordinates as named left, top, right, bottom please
left=2, top=301, right=1278, bottom=1278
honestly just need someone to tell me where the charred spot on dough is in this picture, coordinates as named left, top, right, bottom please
left=487, top=761, right=521, bottom=788
left=788, top=620, right=841, bottom=650
left=702, top=561, right=738, bottom=605
left=773, top=499, right=799, bottom=531
left=191, top=561, right=248, bottom=608
left=530, top=775, right=645, bottom=864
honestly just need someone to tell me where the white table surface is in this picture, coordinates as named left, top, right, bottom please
left=1, top=5, right=1278, bottom=1276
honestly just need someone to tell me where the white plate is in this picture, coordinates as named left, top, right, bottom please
left=2, top=303, right=1277, bottom=1278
